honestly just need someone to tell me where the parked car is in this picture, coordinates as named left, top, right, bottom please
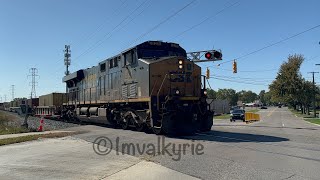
left=260, top=106, right=268, bottom=109
left=230, top=109, right=245, bottom=122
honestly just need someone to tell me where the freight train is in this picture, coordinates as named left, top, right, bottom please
left=2, top=41, right=220, bottom=135
left=62, top=41, right=218, bottom=135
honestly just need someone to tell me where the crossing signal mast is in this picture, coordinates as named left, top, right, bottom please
left=187, top=50, right=222, bottom=62
left=187, top=49, right=223, bottom=80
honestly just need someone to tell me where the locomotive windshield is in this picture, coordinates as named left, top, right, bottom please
left=136, top=41, right=187, bottom=59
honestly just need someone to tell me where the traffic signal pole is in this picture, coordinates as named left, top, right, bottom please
left=308, top=71, right=319, bottom=117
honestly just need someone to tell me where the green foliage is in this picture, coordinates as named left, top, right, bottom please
left=264, top=91, right=273, bottom=105
left=237, top=90, right=258, bottom=103
left=269, top=54, right=304, bottom=105
left=269, top=54, right=317, bottom=112
left=207, top=89, right=263, bottom=106
left=259, top=90, right=266, bottom=104
left=305, top=118, right=320, bottom=125
left=216, top=88, right=238, bottom=106
left=207, top=89, right=216, bottom=99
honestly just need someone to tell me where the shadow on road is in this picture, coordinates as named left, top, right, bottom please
left=181, top=130, right=289, bottom=143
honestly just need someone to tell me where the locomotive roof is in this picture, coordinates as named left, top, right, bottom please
left=121, top=41, right=185, bottom=54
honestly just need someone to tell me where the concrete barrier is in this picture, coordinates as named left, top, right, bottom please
left=245, top=112, right=260, bottom=123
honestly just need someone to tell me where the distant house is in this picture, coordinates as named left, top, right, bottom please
left=207, top=99, right=230, bottom=115
left=244, top=101, right=261, bottom=107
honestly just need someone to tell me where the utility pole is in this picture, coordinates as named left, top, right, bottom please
left=4, top=95, right=6, bottom=102
left=28, top=68, right=39, bottom=100
left=308, top=71, right=319, bottom=117
left=64, top=45, right=71, bottom=76
left=10, top=85, right=15, bottom=101
left=64, top=45, right=71, bottom=96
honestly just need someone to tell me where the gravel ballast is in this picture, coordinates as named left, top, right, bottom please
left=2, top=111, right=80, bottom=131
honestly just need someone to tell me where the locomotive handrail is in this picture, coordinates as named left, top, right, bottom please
left=150, top=76, right=160, bottom=96
left=157, top=74, right=168, bottom=111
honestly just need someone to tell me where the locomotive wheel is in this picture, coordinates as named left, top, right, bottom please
left=121, top=120, right=129, bottom=130
left=161, top=113, right=175, bottom=135
left=152, top=126, right=162, bottom=135
left=135, top=122, right=145, bottom=132
left=200, top=113, right=213, bottom=132
left=121, top=118, right=129, bottom=130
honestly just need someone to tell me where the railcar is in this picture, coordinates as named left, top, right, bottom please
left=63, top=41, right=214, bottom=135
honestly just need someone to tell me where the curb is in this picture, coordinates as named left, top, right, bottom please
left=303, top=119, right=320, bottom=127
left=0, top=131, right=76, bottom=140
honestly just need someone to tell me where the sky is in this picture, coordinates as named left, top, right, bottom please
left=1, top=0, right=320, bottom=101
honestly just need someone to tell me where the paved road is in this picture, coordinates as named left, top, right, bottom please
left=1, top=107, right=320, bottom=179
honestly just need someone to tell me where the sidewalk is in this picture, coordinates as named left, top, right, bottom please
left=0, top=136, right=199, bottom=180
left=104, top=161, right=199, bottom=180
left=0, top=130, right=74, bottom=140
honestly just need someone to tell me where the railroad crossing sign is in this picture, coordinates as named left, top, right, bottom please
left=187, top=50, right=222, bottom=62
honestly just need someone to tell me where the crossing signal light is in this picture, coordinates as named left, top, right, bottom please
left=205, top=52, right=212, bottom=59
left=206, top=67, right=210, bottom=79
left=233, top=60, right=237, bottom=73
left=205, top=51, right=223, bottom=60
left=213, top=51, right=222, bottom=59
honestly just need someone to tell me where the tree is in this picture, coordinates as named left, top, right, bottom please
left=259, top=90, right=266, bottom=105
left=237, top=90, right=258, bottom=103
left=207, top=89, right=216, bottom=99
left=216, top=88, right=238, bottom=106
left=264, top=91, right=273, bottom=105
left=269, top=54, right=304, bottom=108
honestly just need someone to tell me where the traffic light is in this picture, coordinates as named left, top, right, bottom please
left=233, top=60, right=237, bottom=73
left=206, top=67, right=210, bottom=79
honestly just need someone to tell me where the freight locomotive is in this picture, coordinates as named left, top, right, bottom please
left=62, top=41, right=218, bottom=135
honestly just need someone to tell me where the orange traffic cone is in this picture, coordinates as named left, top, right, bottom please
left=38, top=118, right=44, bottom=132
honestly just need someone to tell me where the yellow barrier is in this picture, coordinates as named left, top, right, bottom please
left=245, top=112, right=253, bottom=121
left=245, top=112, right=260, bottom=123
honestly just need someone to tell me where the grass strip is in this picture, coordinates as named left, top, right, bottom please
left=0, top=132, right=78, bottom=146
left=304, top=118, right=320, bottom=125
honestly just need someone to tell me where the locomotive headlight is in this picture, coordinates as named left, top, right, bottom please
left=178, top=60, right=183, bottom=64
left=175, top=90, right=180, bottom=95
left=179, top=65, right=183, bottom=69
left=204, top=90, right=207, bottom=95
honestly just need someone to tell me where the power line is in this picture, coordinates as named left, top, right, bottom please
left=125, top=0, right=197, bottom=48
left=73, top=0, right=152, bottom=62
left=70, top=0, right=129, bottom=48
left=211, top=76, right=269, bottom=86
left=211, top=66, right=278, bottom=73
left=218, top=24, right=320, bottom=65
left=211, top=55, right=319, bottom=73
left=213, top=74, right=274, bottom=82
left=172, top=0, right=240, bottom=40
